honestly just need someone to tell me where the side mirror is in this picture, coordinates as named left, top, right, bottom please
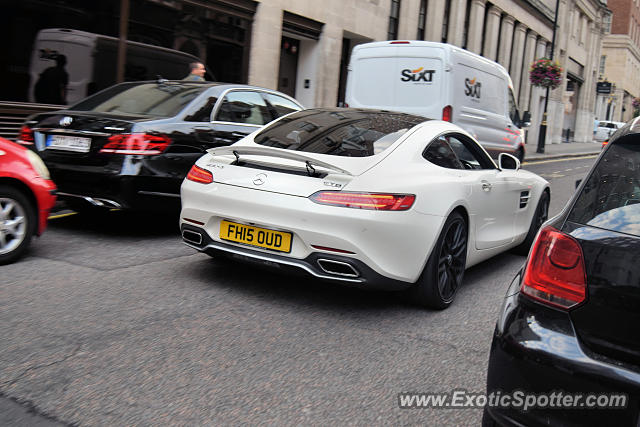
left=521, top=111, right=531, bottom=128
left=499, top=153, right=520, bottom=171
left=575, top=179, right=582, bottom=189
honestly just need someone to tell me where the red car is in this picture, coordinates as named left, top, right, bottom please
left=0, top=137, right=56, bottom=264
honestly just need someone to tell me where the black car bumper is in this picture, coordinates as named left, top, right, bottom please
left=49, top=164, right=180, bottom=211
left=485, top=271, right=640, bottom=426
left=180, top=224, right=414, bottom=291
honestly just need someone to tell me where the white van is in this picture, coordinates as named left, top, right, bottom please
left=345, top=41, right=530, bottom=161
left=29, top=28, right=203, bottom=105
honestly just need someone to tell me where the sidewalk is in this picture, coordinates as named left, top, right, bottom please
left=523, top=140, right=601, bottom=162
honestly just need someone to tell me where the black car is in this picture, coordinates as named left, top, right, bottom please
left=17, top=80, right=303, bottom=211
left=484, top=119, right=640, bottom=425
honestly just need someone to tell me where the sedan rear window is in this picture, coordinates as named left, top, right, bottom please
left=254, top=109, right=426, bottom=157
left=70, top=82, right=209, bottom=117
left=569, top=137, right=640, bottom=237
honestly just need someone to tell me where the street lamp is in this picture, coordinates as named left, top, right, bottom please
left=536, top=0, right=561, bottom=153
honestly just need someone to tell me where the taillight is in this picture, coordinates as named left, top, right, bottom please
left=521, top=226, right=587, bottom=309
left=442, top=105, right=452, bottom=122
left=186, top=165, right=213, bottom=184
left=390, top=41, right=411, bottom=44
left=17, top=125, right=34, bottom=145
left=99, top=133, right=171, bottom=155
left=309, top=191, right=415, bottom=211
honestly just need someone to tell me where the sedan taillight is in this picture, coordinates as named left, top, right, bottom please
left=99, top=133, right=171, bottom=155
left=17, top=125, right=35, bottom=145
left=186, top=165, right=213, bottom=184
left=309, top=191, right=415, bottom=211
left=521, top=226, right=587, bottom=310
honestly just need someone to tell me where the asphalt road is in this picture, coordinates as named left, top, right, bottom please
left=0, top=155, right=597, bottom=426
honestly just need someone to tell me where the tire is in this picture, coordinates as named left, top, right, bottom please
left=513, top=190, right=549, bottom=255
left=409, top=211, right=468, bottom=309
left=0, top=185, right=36, bottom=265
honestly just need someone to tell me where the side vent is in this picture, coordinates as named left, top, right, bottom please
left=520, top=191, right=530, bottom=209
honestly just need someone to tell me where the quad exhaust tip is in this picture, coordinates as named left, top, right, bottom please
left=182, top=229, right=203, bottom=245
left=317, top=259, right=359, bottom=278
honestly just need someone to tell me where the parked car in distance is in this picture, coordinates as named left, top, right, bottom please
left=17, top=80, right=303, bottom=212
left=0, top=138, right=56, bottom=264
left=180, top=108, right=549, bottom=309
left=594, top=120, right=624, bottom=142
left=484, top=117, right=640, bottom=425
left=345, top=40, right=530, bottom=161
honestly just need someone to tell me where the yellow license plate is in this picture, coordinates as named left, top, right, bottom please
left=220, top=220, right=293, bottom=253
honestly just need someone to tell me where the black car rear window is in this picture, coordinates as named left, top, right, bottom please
left=254, top=109, right=427, bottom=157
left=569, top=136, right=640, bottom=237
left=70, top=82, right=208, bottom=117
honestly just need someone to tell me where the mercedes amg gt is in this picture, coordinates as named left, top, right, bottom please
left=179, top=108, right=549, bottom=308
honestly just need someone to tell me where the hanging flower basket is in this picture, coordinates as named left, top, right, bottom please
left=632, top=97, right=640, bottom=109
left=529, top=58, right=563, bottom=90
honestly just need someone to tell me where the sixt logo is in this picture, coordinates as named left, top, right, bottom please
left=401, top=67, right=436, bottom=82
left=464, top=78, right=481, bottom=99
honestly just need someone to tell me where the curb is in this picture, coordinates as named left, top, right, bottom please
left=524, top=151, right=600, bottom=163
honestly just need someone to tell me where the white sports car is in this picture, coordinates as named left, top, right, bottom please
left=180, top=108, right=549, bottom=309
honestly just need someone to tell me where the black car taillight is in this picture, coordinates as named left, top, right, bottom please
left=99, top=133, right=171, bottom=155
left=521, top=226, right=587, bottom=310
left=17, top=125, right=34, bottom=145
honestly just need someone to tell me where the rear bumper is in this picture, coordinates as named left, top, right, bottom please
left=180, top=179, right=445, bottom=283
left=181, top=224, right=413, bottom=290
left=485, top=271, right=640, bottom=426
left=48, top=166, right=180, bottom=210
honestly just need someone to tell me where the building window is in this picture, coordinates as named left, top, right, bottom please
left=603, top=13, right=612, bottom=33
left=462, top=0, right=472, bottom=48
left=599, top=55, right=606, bottom=76
left=417, top=0, right=427, bottom=40
left=442, top=0, right=451, bottom=43
left=388, top=0, right=401, bottom=40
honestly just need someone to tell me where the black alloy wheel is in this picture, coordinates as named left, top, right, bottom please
left=410, top=211, right=468, bottom=309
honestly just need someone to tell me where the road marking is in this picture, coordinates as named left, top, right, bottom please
left=523, top=155, right=597, bottom=165
left=48, top=212, right=77, bottom=220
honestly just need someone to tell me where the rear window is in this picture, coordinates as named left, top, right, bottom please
left=254, top=109, right=426, bottom=157
left=569, top=136, right=640, bottom=237
left=70, top=82, right=208, bottom=117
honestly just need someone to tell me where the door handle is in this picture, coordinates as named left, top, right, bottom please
left=481, top=181, right=492, bottom=191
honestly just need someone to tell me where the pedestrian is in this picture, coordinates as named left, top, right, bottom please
left=34, top=54, right=68, bottom=104
left=183, top=62, right=206, bottom=81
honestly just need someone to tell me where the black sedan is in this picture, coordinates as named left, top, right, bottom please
left=17, top=80, right=303, bottom=211
left=484, top=118, right=640, bottom=425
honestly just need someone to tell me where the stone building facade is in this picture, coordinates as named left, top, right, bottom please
left=597, top=0, right=640, bottom=123
left=245, top=0, right=609, bottom=144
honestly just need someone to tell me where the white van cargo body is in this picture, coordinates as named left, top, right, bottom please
left=345, top=41, right=529, bottom=161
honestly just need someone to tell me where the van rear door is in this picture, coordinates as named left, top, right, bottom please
left=451, top=58, right=517, bottom=158
left=346, top=44, right=445, bottom=120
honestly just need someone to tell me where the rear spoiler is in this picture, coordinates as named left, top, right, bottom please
left=208, top=146, right=354, bottom=176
